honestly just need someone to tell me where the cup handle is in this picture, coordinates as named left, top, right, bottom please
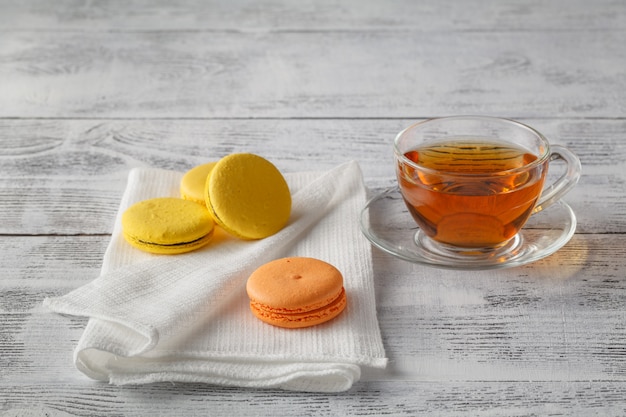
left=532, top=144, right=582, bottom=214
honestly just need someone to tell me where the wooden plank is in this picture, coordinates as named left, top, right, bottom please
left=1, top=380, right=626, bottom=416
left=1, top=0, right=624, bottom=31
left=1, top=30, right=624, bottom=118
left=1, top=118, right=624, bottom=235
left=0, top=235, right=107, bottom=289
left=1, top=235, right=625, bottom=384
left=373, top=233, right=626, bottom=382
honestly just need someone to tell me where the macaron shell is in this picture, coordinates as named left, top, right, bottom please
left=246, top=257, right=347, bottom=328
left=206, top=153, right=291, bottom=240
left=122, top=197, right=214, bottom=254
left=250, top=288, right=347, bottom=329
left=180, top=162, right=217, bottom=205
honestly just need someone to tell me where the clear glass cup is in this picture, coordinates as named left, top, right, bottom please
left=394, top=116, right=581, bottom=259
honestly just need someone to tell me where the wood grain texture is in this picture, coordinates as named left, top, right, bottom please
left=1, top=29, right=625, bottom=118
left=1, top=0, right=625, bottom=31
left=1, top=234, right=626, bottom=415
left=2, top=381, right=626, bottom=416
left=2, top=0, right=626, bottom=415
left=0, top=118, right=624, bottom=235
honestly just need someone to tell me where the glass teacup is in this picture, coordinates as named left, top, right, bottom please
left=394, top=116, right=581, bottom=258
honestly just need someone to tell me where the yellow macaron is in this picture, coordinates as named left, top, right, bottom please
left=122, top=197, right=215, bottom=254
left=205, top=153, right=291, bottom=240
left=180, top=162, right=217, bottom=206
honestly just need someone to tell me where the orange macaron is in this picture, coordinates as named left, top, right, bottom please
left=246, top=257, right=347, bottom=329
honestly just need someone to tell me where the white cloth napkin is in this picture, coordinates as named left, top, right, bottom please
left=44, top=161, right=387, bottom=392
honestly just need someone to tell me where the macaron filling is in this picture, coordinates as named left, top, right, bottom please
left=249, top=287, right=345, bottom=315
left=249, top=287, right=346, bottom=325
left=124, top=230, right=214, bottom=250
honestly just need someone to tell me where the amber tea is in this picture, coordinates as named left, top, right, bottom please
left=397, top=139, right=547, bottom=248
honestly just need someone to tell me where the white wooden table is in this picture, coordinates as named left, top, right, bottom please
left=2, top=1, right=626, bottom=415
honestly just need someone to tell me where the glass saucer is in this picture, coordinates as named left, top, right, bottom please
left=359, top=187, right=577, bottom=270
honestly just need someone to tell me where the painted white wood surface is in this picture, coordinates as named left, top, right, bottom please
left=1, top=1, right=626, bottom=416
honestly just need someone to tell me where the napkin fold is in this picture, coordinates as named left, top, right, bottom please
left=44, top=161, right=387, bottom=392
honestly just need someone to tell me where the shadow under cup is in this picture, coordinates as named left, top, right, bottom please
left=394, top=116, right=581, bottom=256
